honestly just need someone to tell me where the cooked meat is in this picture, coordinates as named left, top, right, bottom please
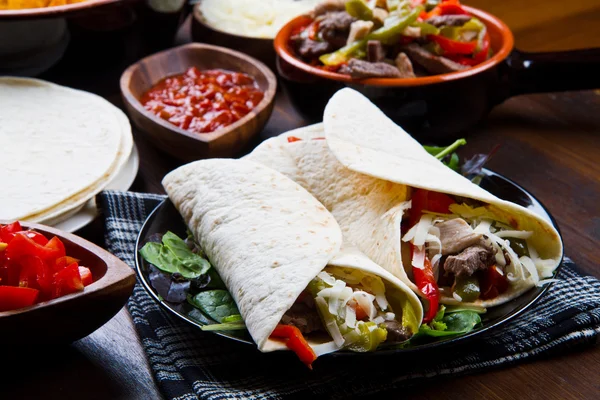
left=311, top=0, right=347, bottom=17
left=347, top=20, right=374, bottom=45
left=383, top=320, right=412, bottom=343
left=319, top=11, right=356, bottom=48
left=426, top=15, right=472, bottom=27
left=394, top=52, right=416, bottom=78
left=293, top=38, right=334, bottom=58
left=372, top=7, right=389, bottom=27
left=367, top=40, right=385, bottom=62
left=443, top=240, right=495, bottom=277
left=401, top=43, right=468, bottom=74
left=280, top=299, right=323, bottom=335
left=437, top=218, right=483, bottom=255
left=339, top=58, right=402, bottom=78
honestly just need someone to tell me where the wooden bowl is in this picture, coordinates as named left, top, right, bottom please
left=0, top=222, right=135, bottom=346
left=191, top=3, right=276, bottom=71
left=120, top=43, right=277, bottom=161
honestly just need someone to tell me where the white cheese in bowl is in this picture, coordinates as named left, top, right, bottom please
left=199, top=0, right=319, bottom=39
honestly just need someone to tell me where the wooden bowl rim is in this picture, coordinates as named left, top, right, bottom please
left=0, top=0, right=119, bottom=19
left=274, top=6, right=515, bottom=87
left=119, top=42, right=278, bottom=144
left=192, top=2, right=274, bottom=42
left=0, top=221, right=135, bottom=317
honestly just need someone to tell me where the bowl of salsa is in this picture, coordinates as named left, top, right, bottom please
left=120, top=43, right=277, bottom=161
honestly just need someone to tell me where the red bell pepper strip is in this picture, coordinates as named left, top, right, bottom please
left=270, top=324, right=317, bottom=369
left=428, top=34, right=477, bottom=55
left=479, top=265, right=509, bottom=300
left=0, top=286, right=39, bottom=312
left=409, top=189, right=456, bottom=227
left=411, top=245, right=440, bottom=323
left=421, top=0, right=469, bottom=20
left=306, top=21, right=320, bottom=41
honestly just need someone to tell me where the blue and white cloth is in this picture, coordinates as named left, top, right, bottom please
left=99, top=190, right=600, bottom=400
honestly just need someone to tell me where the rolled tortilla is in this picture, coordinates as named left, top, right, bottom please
left=246, top=89, right=563, bottom=308
left=163, top=158, right=423, bottom=354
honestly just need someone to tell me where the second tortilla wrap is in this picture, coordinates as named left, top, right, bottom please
left=246, top=90, right=562, bottom=309
left=163, top=158, right=423, bottom=357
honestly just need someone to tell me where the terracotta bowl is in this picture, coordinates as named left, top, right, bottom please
left=274, top=7, right=600, bottom=142
left=0, top=222, right=135, bottom=346
left=120, top=43, right=277, bottom=161
left=191, top=3, right=276, bottom=71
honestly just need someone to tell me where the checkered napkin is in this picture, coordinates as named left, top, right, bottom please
left=99, top=190, right=600, bottom=400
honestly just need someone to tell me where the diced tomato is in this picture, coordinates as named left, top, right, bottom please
left=18, top=255, right=53, bottom=298
left=6, top=233, right=65, bottom=263
left=410, top=245, right=440, bottom=323
left=78, top=266, right=93, bottom=286
left=55, top=256, right=79, bottom=272
left=0, top=222, right=22, bottom=243
left=0, top=260, right=20, bottom=287
left=19, top=231, right=49, bottom=246
left=53, top=263, right=84, bottom=299
left=479, top=265, right=509, bottom=300
left=287, top=136, right=302, bottom=143
left=0, top=286, right=39, bottom=312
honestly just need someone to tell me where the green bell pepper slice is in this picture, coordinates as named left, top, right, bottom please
left=345, top=0, right=373, bottom=21
left=365, top=6, right=422, bottom=45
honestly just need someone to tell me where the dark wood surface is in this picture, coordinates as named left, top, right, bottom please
left=6, top=1, right=600, bottom=399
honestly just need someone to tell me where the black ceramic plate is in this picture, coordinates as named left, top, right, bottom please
left=135, top=168, right=564, bottom=354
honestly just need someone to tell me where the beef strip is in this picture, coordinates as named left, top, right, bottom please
left=339, top=58, right=402, bottom=78
left=367, top=40, right=385, bottom=62
left=319, top=11, right=356, bottom=48
left=293, top=37, right=334, bottom=58
left=437, top=218, right=483, bottom=255
left=395, top=52, right=416, bottom=78
left=401, top=43, right=468, bottom=74
left=443, top=240, right=496, bottom=277
left=426, top=15, right=472, bottom=27
left=383, top=320, right=412, bottom=343
left=280, top=292, right=323, bottom=335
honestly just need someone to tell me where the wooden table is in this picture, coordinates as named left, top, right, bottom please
left=7, top=1, right=600, bottom=399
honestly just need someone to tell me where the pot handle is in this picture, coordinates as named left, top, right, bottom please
left=506, top=48, right=600, bottom=96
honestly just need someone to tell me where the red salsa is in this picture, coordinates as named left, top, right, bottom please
left=141, top=67, right=264, bottom=134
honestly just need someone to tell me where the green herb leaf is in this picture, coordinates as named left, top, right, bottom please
left=189, top=290, right=240, bottom=323
left=139, top=231, right=211, bottom=279
left=443, top=311, right=481, bottom=333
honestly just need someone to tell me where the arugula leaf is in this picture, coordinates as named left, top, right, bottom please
left=423, top=139, right=466, bottom=172
left=189, top=290, right=240, bottom=323
left=139, top=231, right=211, bottom=279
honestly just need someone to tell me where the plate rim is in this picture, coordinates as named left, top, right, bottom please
left=134, top=168, right=565, bottom=355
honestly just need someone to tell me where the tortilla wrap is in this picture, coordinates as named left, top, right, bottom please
left=163, top=158, right=423, bottom=354
left=246, top=90, right=562, bottom=308
left=0, top=77, right=133, bottom=224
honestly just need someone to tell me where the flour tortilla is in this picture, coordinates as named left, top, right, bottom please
left=246, top=91, right=562, bottom=308
left=0, top=77, right=133, bottom=224
left=163, top=158, right=423, bottom=353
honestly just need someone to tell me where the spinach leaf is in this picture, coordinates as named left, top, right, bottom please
left=416, top=309, right=481, bottom=338
left=443, top=311, right=481, bottom=332
left=189, top=290, right=240, bottom=323
left=139, top=231, right=211, bottom=279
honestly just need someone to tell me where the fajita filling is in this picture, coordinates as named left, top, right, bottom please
left=276, top=266, right=419, bottom=353
left=401, top=188, right=556, bottom=322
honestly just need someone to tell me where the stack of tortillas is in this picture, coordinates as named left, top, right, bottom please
left=0, top=77, right=133, bottom=225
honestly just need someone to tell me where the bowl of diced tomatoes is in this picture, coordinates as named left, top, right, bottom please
left=0, top=221, right=135, bottom=346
